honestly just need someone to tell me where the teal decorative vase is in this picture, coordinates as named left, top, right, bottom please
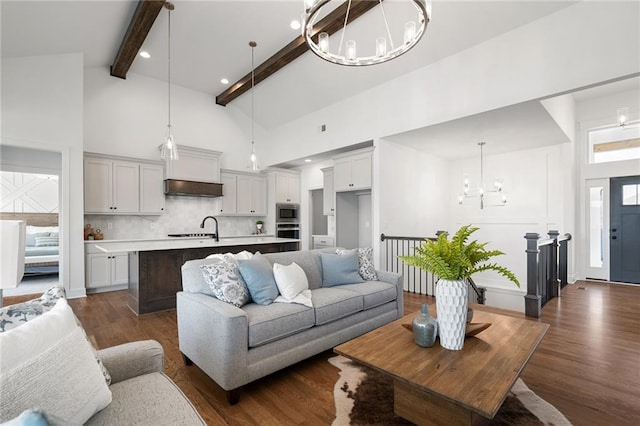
left=412, top=303, right=438, bottom=348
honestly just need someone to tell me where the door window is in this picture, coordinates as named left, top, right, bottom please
left=622, top=184, right=639, bottom=205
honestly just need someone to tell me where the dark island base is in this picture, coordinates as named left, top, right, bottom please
left=128, top=241, right=299, bottom=315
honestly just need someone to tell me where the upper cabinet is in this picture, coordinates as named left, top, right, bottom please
left=219, top=172, right=238, bottom=215
left=275, top=171, right=301, bottom=204
left=322, top=167, right=335, bottom=216
left=85, top=157, right=139, bottom=214
left=139, top=164, right=165, bottom=214
left=165, top=146, right=222, bottom=183
left=84, top=154, right=164, bottom=215
left=218, top=170, right=267, bottom=216
left=333, top=149, right=373, bottom=192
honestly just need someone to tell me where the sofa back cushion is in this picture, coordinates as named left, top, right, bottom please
left=263, top=250, right=326, bottom=290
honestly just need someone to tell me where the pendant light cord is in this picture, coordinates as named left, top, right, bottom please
left=167, top=7, right=171, bottom=127
left=251, top=43, right=255, bottom=144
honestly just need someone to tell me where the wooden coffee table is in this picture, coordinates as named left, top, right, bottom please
left=334, top=307, right=549, bottom=425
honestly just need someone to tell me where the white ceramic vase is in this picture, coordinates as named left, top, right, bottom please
left=435, top=279, right=468, bottom=350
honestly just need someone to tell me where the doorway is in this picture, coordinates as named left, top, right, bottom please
left=0, top=145, right=62, bottom=295
left=610, top=176, right=640, bottom=284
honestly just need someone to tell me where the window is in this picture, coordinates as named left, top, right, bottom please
left=589, top=187, right=604, bottom=268
left=588, top=125, right=640, bottom=164
left=622, top=184, right=639, bottom=205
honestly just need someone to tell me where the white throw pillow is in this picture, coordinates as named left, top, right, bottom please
left=273, top=262, right=313, bottom=307
left=0, top=299, right=112, bottom=424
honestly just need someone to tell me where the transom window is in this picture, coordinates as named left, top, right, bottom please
left=588, top=124, right=640, bottom=164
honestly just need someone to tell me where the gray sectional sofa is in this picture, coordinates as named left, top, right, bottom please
left=176, top=248, right=403, bottom=404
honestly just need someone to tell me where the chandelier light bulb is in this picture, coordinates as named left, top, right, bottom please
left=318, top=32, right=329, bottom=53
left=346, top=40, right=357, bottom=61
left=404, top=21, right=416, bottom=44
left=376, top=37, right=387, bottom=57
left=617, top=107, right=629, bottom=127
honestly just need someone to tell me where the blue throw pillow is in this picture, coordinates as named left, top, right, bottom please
left=320, top=250, right=364, bottom=287
left=237, top=255, right=279, bottom=305
left=2, top=409, right=50, bottom=426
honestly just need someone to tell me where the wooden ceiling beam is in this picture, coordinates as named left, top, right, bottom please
left=111, top=0, right=166, bottom=79
left=215, top=0, right=380, bottom=107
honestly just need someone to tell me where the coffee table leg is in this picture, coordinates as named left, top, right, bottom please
left=394, top=380, right=491, bottom=426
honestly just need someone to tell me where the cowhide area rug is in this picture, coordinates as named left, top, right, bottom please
left=329, top=356, right=572, bottom=426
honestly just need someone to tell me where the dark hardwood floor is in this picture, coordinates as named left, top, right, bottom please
left=4, top=280, right=639, bottom=425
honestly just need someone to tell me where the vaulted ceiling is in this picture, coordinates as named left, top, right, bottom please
left=2, top=1, right=578, bottom=130
left=4, top=1, right=638, bottom=166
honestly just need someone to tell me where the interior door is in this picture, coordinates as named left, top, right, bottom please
left=610, top=176, right=640, bottom=284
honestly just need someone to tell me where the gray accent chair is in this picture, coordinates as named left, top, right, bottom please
left=177, top=249, right=403, bottom=404
left=86, top=340, right=204, bottom=425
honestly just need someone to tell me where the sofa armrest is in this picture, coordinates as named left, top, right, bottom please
left=376, top=270, right=404, bottom=318
left=97, top=340, right=164, bottom=385
left=176, top=292, right=249, bottom=391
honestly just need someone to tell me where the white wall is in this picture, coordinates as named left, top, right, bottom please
left=264, top=1, right=639, bottom=167
left=374, top=138, right=450, bottom=242
left=449, top=143, right=576, bottom=311
left=1, top=53, right=85, bottom=298
left=84, top=67, right=263, bottom=171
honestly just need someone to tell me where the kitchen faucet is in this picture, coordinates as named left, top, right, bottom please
left=200, top=216, right=219, bottom=242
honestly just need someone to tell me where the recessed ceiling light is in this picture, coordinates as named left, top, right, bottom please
left=305, top=159, right=312, bottom=163
left=290, top=20, right=301, bottom=30
left=221, top=78, right=229, bottom=84
left=139, top=51, right=151, bottom=59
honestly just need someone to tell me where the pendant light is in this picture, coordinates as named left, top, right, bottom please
left=249, top=41, right=259, bottom=171
left=160, top=2, right=179, bottom=161
left=457, top=142, right=507, bottom=209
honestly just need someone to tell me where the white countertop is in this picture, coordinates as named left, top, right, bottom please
left=91, top=236, right=299, bottom=253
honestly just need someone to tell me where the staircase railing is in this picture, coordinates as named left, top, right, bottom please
left=524, top=231, right=572, bottom=318
left=380, top=233, right=486, bottom=304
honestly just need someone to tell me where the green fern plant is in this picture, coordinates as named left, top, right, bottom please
left=399, top=225, right=520, bottom=287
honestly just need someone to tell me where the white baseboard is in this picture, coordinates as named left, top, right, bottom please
left=482, top=286, right=526, bottom=313
left=66, top=288, right=87, bottom=299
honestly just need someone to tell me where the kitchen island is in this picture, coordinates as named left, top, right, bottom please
left=94, top=236, right=300, bottom=315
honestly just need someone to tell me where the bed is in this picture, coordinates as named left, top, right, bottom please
left=0, top=213, right=59, bottom=275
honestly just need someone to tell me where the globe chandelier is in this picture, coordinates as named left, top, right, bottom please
left=458, top=142, right=507, bottom=209
left=302, top=0, right=431, bottom=66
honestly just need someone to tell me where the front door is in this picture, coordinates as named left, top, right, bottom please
left=610, top=176, right=640, bottom=284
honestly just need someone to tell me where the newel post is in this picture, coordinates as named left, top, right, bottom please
left=524, top=233, right=541, bottom=318
left=548, top=230, right=560, bottom=298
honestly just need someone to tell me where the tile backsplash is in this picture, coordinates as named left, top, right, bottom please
left=85, top=196, right=267, bottom=240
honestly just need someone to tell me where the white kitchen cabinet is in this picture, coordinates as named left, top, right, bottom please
left=322, top=167, right=335, bottom=216
left=276, top=172, right=300, bottom=204
left=333, top=150, right=372, bottom=192
left=219, top=170, right=266, bottom=216
left=84, top=157, right=139, bottom=213
left=85, top=154, right=165, bottom=215
left=165, top=146, right=221, bottom=182
left=140, top=164, right=165, bottom=214
left=219, top=172, right=238, bottom=215
left=313, top=235, right=335, bottom=249
left=86, top=252, right=128, bottom=290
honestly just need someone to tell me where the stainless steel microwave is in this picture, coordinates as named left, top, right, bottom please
left=276, top=203, right=299, bottom=222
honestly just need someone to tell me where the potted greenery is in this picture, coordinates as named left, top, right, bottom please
left=400, top=225, right=519, bottom=350
left=256, top=220, right=264, bottom=234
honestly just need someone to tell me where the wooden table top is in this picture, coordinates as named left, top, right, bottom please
left=334, top=307, right=549, bottom=419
